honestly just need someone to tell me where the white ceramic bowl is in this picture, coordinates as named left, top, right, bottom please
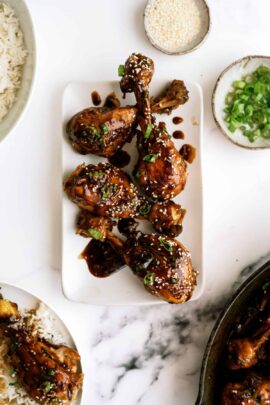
left=212, top=55, right=270, bottom=149
left=0, top=0, right=36, bottom=143
left=144, top=0, right=211, bottom=55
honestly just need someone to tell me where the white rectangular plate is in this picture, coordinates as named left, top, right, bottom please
left=62, top=80, right=204, bottom=305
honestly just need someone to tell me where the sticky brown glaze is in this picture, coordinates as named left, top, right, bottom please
left=148, top=200, right=185, bottom=237
left=91, top=90, right=101, bottom=106
left=0, top=298, right=83, bottom=405
left=134, top=123, right=187, bottom=200
left=64, top=163, right=186, bottom=237
left=66, top=105, right=137, bottom=157
left=64, top=163, right=142, bottom=219
left=222, top=373, right=270, bottom=405
left=172, top=116, right=184, bottom=124
left=151, top=80, right=189, bottom=115
left=120, top=53, right=154, bottom=124
left=104, top=92, right=121, bottom=109
left=119, top=54, right=188, bottom=200
left=108, top=149, right=131, bottom=168
left=123, top=233, right=196, bottom=304
left=179, top=144, right=196, bottom=164
left=227, top=321, right=270, bottom=371
left=173, top=130, right=185, bottom=139
left=76, top=210, right=115, bottom=240
left=81, top=239, right=125, bottom=278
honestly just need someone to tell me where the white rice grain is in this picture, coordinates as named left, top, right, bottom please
left=0, top=2, right=27, bottom=121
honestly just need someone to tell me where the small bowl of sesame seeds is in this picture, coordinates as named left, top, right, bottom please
left=144, top=0, right=211, bottom=55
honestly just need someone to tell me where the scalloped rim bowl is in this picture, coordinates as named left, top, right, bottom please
left=0, top=0, right=36, bottom=144
left=212, top=55, right=270, bottom=149
left=144, top=0, right=211, bottom=56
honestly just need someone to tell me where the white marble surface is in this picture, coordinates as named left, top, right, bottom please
left=1, top=0, right=270, bottom=404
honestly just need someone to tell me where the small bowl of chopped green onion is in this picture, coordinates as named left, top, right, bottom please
left=212, top=55, right=270, bottom=148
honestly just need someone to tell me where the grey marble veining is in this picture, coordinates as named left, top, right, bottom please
left=88, top=254, right=270, bottom=405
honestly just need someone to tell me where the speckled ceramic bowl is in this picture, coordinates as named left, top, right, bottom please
left=196, top=259, right=270, bottom=405
left=144, top=0, right=211, bottom=55
left=212, top=55, right=270, bottom=149
left=0, top=0, right=36, bottom=144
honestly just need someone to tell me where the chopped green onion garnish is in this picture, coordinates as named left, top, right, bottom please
left=47, top=368, right=56, bottom=376
left=10, top=368, right=17, bottom=378
left=144, top=124, right=152, bottom=139
left=171, top=274, right=179, bottom=284
left=144, top=272, right=155, bottom=286
left=101, top=186, right=110, bottom=198
left=89, top=171, right=104, bottom=179
left=224, top=65, right=270, bottom=143
left=88, top=228, right=102, bottom=240
left=9, top=381, right=18, bottom=386
left=159, top=238, right=173, bottom=252
left=143, top=153, right=158, bottom=163
left=40, top=381, right=55, bottom=394
left=118, top=64, right=125, bottom=77
left=262, top=281, right=270, bottom=291
left=89, top=126, right=100, bottom=137
left=101, top=123, right=108, bottom=134
left=135, top=170, right=141, bottom=179
left=139, top=203, right=152, bottom=216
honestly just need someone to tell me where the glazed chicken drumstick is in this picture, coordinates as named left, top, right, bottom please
left=120, top=53, right=188, bottom=200
left=227, top=315, right=270, bottom=370
left=0, top=299, right=83, bottom=405
left=118, top=219, right=197, bottom=304
left=66, top=103, right=137, bottom=157
left=222, top=373, right=270, bottom=405
left=66, top=80, right=189, bottom=158
left=64, top=162, right=186, bottom=237
left=76, top=216, right=196, bottom=304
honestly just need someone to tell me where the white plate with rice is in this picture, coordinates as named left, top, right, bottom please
left=0, top=282, right=83, bottom=405
left=0, top=0, right=36, bottom=143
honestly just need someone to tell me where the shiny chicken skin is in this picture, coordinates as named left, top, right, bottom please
left=222, top=373, right=270, bottom=405
left=134, top=123, right=187, bottom=200
left=227, top=319, right=270, bottom=370
left=120, top=225, right=196, bottom=304
left=76, top=210, right=125, bottom=277
left=64, top=163, right=186, bottom=237
left=120, top=53, right=187, bottom=200
left=64, top=162, right=141, bottom=219
left=151, top=80, right=189, bottom=115
left=79, top=217, right=196, bottom=304
left=66, top=105, right=137, bottom=157
left=0, top=299, right=83, bottom=405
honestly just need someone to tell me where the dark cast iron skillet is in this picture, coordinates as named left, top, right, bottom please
left=196, top=259, right=270, bottom=405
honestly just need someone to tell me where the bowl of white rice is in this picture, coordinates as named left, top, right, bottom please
left=0, top=0, right=35, bottom=143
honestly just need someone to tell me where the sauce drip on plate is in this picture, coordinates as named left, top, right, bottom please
left=172, top=116, right=183, bottom=125
left=91, top=91, right=101, bottom=106
left=179, top=144, right=196, bottom=164
left=108, top=150, right=131, bottom=168
left=81, top=239, right=125, bottom=278
left=173, top=130, right=185, bottom=140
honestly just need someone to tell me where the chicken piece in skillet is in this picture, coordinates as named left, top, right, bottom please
left=66, top=104, right=137, bottom=157
left=118, top=219, right=196, bottom=304
left=64, top=163, right=186, bottom=237
left=0, top=298, right=83, bottom=405
left=222, top=373, right=270, bottom=405
left=151, top=80, right=189, bottom=115
left=120, top=53, right=187, bottom=200
left=227, top=317, right=270, bottom=370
